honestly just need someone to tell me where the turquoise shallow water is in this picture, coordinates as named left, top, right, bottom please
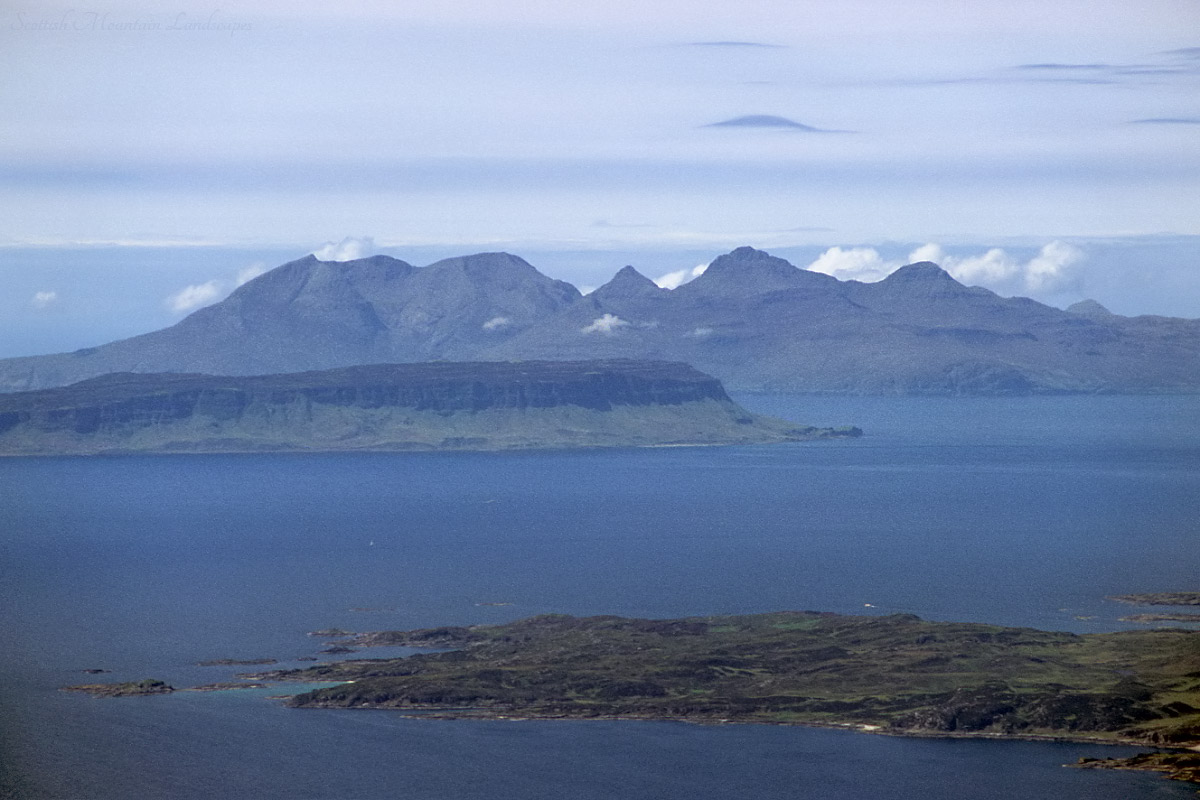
left=1, top=395, right=1198, bottom=799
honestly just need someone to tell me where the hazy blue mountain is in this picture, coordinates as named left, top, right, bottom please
left=1066, top=299, right=1116, bottom=319
left=1, top=247, right=1197, bottom=395
left=0, top=252, right=580, bottom=391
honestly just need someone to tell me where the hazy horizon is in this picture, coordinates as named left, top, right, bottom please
left=2, top=0, right=1198, bottom=356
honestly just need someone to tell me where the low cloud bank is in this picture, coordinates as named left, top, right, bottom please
left=808, top=241, right=1085, bottom=296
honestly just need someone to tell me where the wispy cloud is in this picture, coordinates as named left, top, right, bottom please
left=592, top=219, right=657, bottom=229
left=1128, top=117, right=1200, bottom=125
left=683, top=41, right=786, bottom=49
left=1016, top=63, right=1115, bottom=71
left=705, top=115, right=840, bottom=131
left=30, top=290, right=58, bottom=309
left=778, top=225, right=836, bottom=233
left=884, top=75, right=1117, bottom=87
left=236, top=263, right=268, bottom=286
left=883, top=49, right=1200, bottom=91
left=166, top=281, right=222, bottom=313
left=580, top=313, right=629, bottom=334
left=165, top=261, right=274, bottom=314
left=482, top=316, right=511, bottom=331
left=313, top=236, right=376, bottom=262
left=654, top=262, right=709, bottom=289
left=1161, top=47, right=1200, bottom=59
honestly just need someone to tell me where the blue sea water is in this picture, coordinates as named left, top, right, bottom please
left=1, top=395, right=1198, bottom=799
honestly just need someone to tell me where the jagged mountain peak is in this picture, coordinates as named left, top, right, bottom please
left=681, top=247, right=814, bottom=294
left=592, top=266, right=664, bottom=302
left=874, top=261, right=985, bottom=299
left=884, top=261, right=957, bottom=282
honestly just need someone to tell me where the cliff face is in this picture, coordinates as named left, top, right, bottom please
left=0, top=360, right=842, bottom=455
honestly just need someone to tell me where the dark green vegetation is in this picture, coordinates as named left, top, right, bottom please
left=262, top=612, right=1200, bottom=753
left=61, top=679, right=174, bottom=697
left=0, top=360, right=848, bottom=455
left=1112, top=593, right=1200, bottom=607
left=1076, top=751, right=1200, bottom=788
left=2, top=248, right=1198, bottom=395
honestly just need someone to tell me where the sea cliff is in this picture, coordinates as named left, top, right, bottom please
left=0, top=360, right=856, bottom=455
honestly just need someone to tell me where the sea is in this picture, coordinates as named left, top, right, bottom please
left=1, top=394, right=1198, bottom=799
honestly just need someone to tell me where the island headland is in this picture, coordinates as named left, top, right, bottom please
left=65, top=610, right=1200, bottom=787
left=275, top=611, right=1200, bottom=787
left=0, top=359, right=858, bottom=456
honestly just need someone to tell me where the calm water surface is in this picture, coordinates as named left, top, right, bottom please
left=1, top=395, right=1197, bottom=799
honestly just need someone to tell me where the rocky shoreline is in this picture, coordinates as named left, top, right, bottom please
left=1076, top=750, right=1200, bottom=787
left=1110, top=593, right=1200, bottom=607
left=62, top=679, right=175, bottom=698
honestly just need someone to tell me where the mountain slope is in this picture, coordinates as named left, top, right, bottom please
left=1, top=247, right=1197, bottom=395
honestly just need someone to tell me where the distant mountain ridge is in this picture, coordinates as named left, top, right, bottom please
left=1, top=247, right=1197, bottom=395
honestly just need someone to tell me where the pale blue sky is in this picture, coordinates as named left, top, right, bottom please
left=3, top=0, right=1198, bottom=245
left=1, top=0, right=1199, bottom=355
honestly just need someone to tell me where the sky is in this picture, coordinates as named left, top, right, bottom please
left=1, top=0, right=1199, bottom=356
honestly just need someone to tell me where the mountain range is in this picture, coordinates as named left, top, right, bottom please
left=2, top=247, right=1198, bottom=395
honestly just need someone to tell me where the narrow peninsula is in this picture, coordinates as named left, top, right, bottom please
left=0, top=360, right=858, bottom=455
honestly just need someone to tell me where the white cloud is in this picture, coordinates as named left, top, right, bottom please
left=806, top=241, right=1085, bottom=297
left=166, top=281, right=222, bottom=313
left=580, top=313, right=630, bottom=334
left=906, top=243, right=944, bottom=264
left=655, top=263, right=708, bottom=290
left=807, top=247, right=897, bottom=282
left=482, top=316, right=511, bottom=331
left=30, top=290, right=58, bottom=309
left=937, top=247, right=1021, bottom=286
left=915, top=241, right=1084, bottom=295
left=236, top=262, right=268, bottom=286
left=686, top=327, right=714, bottom=338
left=163, top=261, right=278, bottom=315
left=313, top=236, right=376, bottom=262
left=1023, top=241, right=1084, bottom=293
